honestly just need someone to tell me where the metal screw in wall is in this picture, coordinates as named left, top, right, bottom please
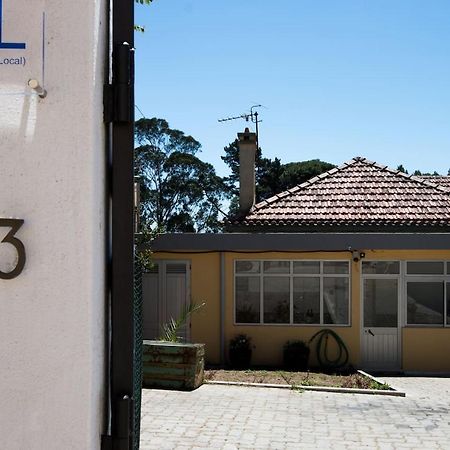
left=28, top=79, right=47, bottom=98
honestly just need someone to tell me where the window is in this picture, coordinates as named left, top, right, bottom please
left=235, top=277, right=260, bottom=323
left=323, top=277, right=349, bottom=324
left=405, top=261, right=450, bottom=326
left=363, top=279, right=398, bottom=327
left=362, top=261, right=400, bottom=275
left=235, top=260, right=350, bottom=325
left=236, top=261, right=260, bottom=274
left=293, top=261, right=320, bottom=274
left=407, top=282, right=444, bottom=325
left=293, top=277, right=320, bottom=324
left=264, top=261, right=290, bottom=274
left=407, top=262, right=444, bottom=275
left=264, top=277, right=290, bottom=323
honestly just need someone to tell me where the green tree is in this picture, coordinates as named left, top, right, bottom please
left=413, top=169, right=441, bottom=176
left=135, top=0, right=154, bottom=32
left=135, top=118, right=228, bottom=232
left=221, top=139, right=282, bottom=200
left=397, top=165, right=443, bottom=176
left=279, top=160, right=336, bottom=191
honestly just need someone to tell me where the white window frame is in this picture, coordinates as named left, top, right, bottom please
left=405, top=260, right=446, bottom=276
left=362, top=260, right=450, bottom=328
left=404, top=259, right=449, bottom=328
left=234, top=259, right=351, bottom=327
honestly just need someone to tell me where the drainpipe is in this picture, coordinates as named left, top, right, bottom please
left=220, top=252, right=226, bottom=366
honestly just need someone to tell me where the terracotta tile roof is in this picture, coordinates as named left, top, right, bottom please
left=420, top=175, right=450, bottom=190
left=229, top=157, right=450, bottom=232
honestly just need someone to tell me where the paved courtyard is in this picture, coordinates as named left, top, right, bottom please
left=140, top=376, right=450, bottom=449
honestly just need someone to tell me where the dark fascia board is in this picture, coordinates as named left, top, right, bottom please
left=149, top=233, right=450, bottom=252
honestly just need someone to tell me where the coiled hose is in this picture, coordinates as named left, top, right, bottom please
left=308, top=329, right=349, bottom=369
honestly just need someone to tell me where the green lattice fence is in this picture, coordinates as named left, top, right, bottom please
left=133, top=252, right=143, bottom=450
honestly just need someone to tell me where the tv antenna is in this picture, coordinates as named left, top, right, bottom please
left=218, top=104, right=263, bottom=149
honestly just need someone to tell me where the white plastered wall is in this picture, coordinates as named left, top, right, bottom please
left=0, top=0, right=107, bottom=448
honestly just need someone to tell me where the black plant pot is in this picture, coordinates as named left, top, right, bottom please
left=229, top=348, right=252, bottom=369
left=283, top=346, right=310, bottom=371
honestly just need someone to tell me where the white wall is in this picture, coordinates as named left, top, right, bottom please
left=0, top=0, right=107, bottom=448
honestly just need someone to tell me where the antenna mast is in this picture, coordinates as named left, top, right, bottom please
left=218, top=104, right=263, bottom=149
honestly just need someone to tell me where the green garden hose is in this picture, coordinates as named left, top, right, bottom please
left=308, top=329, right=349, bottom=369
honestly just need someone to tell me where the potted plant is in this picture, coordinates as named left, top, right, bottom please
left=283, top=340, right=310, bottom=370
left=142, top=302, right=206, bottom=391
left=229, top=334, right=253, bottom=368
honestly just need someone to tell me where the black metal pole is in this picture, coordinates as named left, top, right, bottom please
left=109, top=0, right=135, bottom=449
left=254, top=111, right=259, bottom=150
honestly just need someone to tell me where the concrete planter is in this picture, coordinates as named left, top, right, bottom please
left=142, top=340, right=205, bottom=391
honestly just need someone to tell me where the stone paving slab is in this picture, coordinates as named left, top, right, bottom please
left=378, top=376, right=450, bottom=402
left=140, top=377, right=450, bottom=449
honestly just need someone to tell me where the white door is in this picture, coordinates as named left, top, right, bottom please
left=361, top=278, right=400, bottom=370
left=142, top=261, right=190, bottom=341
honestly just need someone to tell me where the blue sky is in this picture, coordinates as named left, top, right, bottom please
left=135, top=1, right=450, bottom=177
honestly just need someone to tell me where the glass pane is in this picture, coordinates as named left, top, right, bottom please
left=447, top=283, right=450, bottom=326
left=235, top=277, right=260, bottom=323
left=293, top=261, right=320, bottom=274
left=407, top=262, right=444, bottom=275
left=323, top=278, right=349, bottom=324
left=263, top=261, right=290, bottom=274
left=236, top=261, right=260, bottom=274
left=323, top=261, right=349, bottom=274
left=293, top=277, right=320, bottom=324
left=407, top=282, right=444, bottom=325
left=363, top=279, right=398, bottom=327
left=263, top=277, right=290, bottom=323
left=362, top=261, right=400, bottom=275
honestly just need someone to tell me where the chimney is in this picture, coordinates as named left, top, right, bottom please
left=237, top=127, right=257, bottom=215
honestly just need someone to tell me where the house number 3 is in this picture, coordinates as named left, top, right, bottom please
left=0, top=219, right=26, bottom=280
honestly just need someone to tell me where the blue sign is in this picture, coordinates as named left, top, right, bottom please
left=0, top=0, right=26, bottom=49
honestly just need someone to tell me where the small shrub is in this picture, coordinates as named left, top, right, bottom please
left=159, top=302, right=205, bottom=342
left=341, top=373, right=391, bottom=390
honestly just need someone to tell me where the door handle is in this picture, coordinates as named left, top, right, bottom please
left=368, top=329, right=375, bottom=337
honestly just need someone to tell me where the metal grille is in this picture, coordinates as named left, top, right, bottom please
left=133, top=250, right=143, bottom=450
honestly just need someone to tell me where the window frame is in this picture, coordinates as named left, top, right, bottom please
left=234, top=259, right=351, bottom=327
left=404, top=272, right=449, bottom=328
left=406, top=261, right=445, bottom=276
left=362, top=260, right=450, bottom=328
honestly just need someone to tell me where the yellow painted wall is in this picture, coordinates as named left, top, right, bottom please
left=403, top=328, right=450, bottom=372
left=154, top=248, right=450, bottom=371
left=224, top=252, right=361, bottom=367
